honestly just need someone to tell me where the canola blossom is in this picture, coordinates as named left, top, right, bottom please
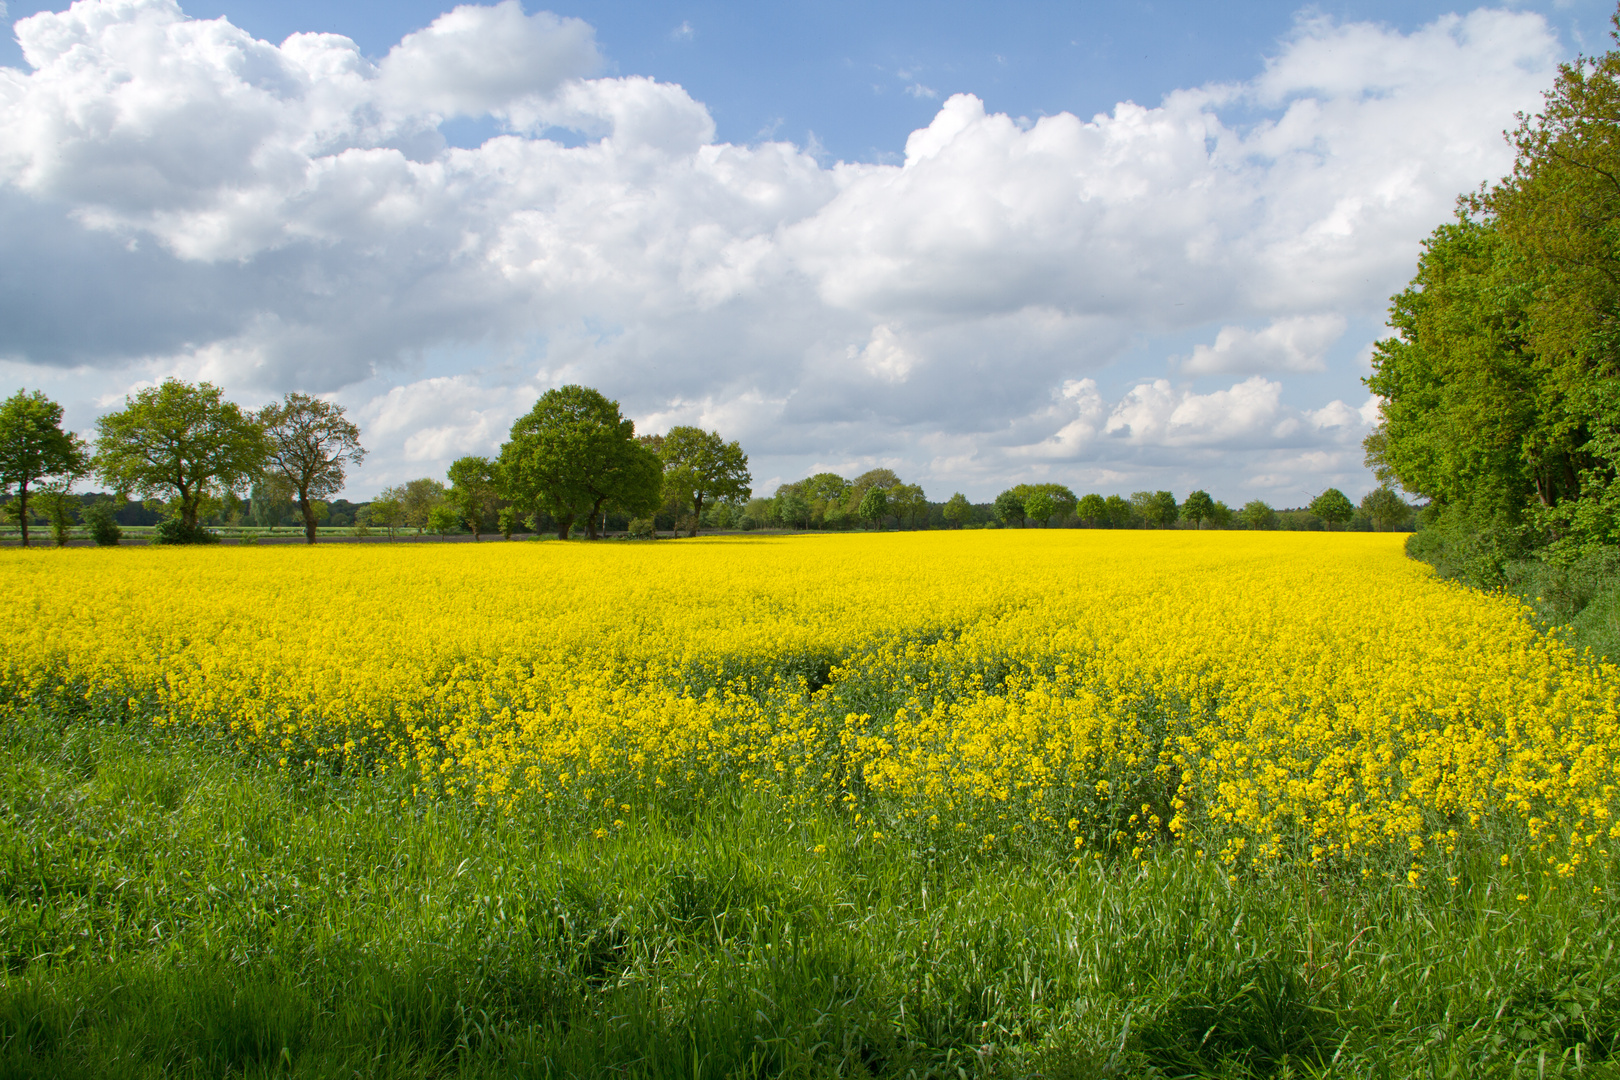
left=2, top=532, right=1616, bottom=880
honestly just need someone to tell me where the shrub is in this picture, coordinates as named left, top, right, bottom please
left=153, top=519, right=219, bottom=545
left=81, top=500, right=123, bottom=546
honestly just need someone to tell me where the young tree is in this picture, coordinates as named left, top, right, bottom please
left=1180, top=489, right=1216, bottom=529
left=93, top=380, right=267, bottom=539
left=446, top=456, right=501, bottom=541
left=1240, top=499, right=1277, bottom=530
left=366, top=493, right=405, bottom=539
left=1076, top=493, right=1107, bottom=526
left=857, top=485, right=889, bottom=529
left=426, top=504, right=460, bottom=536
left=399, top=479, right=447, bottom=534
left=1023, top=490, right=1055, bottom=526
left=994, top=490, right=1025, bottom=527
left=658, top=426, right=751, bottom=537
left=0, top=389, right=87, bottom=547
left=498, top=385, right=662, bottom=540
left=36, top=455, right=89, bottom=546
left=942, top=492, right=972, bottom=528
left=1310, top=488, right=1356, bottom=530
left=259, top=393, right=366, bottom=545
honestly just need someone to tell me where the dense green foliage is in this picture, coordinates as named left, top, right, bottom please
left=498, top=386, right=663, bottom=540
left=0, top=389, right=86, bottom=547
left=3, top=705, right=1617, bottom=1079
left=93, top=380, right=269, bottom=534
left=1364, top=19, right=1620, bottom=650
left=1367, top=20, right=1620, bottom=562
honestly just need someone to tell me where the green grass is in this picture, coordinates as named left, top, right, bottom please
left=3, top=709, right=1619, bottom=1078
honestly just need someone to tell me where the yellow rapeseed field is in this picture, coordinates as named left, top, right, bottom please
left=3, top=531, right=1616, bottom=880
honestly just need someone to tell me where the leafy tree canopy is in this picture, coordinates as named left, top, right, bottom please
left=658, top=426, right=751, bottom=537
left=0, top=389, right=86, bottom=547
left=93, top=380, right=266, bottom=534
left=499, top=385, right=661, bottom=540
left=260, top=393, right=365, bottom=545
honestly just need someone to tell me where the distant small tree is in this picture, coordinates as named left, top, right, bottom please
left=1134, top=490, right=1178, bottom=528
left=93, top=379, right=267, bottom=541
left=774, top=484, right=810, bottom=529
left=427, top=504, right=459, bottom=536
left=498, top=506, right=518, bottom=539
left=1310, top=488, right=1355, bottom=530
left=994, top=490, right=1025, bottom=527
left=858, top=486, right=889, bottom=529
left=1240, top=499, right=1277, bottom=530
left=658, top=426, right=751, bottom=537
left=259, top=393, right=366, bottom=545
left=397, top=479, right=447, bottom=534
left=366, top=494, right=405, bottom=539
left=0, top=389, right=88, bottom=547
left=1360, top=485, right=1413, bottom=531
left=1076, top=493, right=1107, bottom=526
left=1210, top=500, right=1234, bottom=529
left=447, top=455, right=501, bottom=541
left=1180, top=489, right=1216, bottom=530
left=1023, top=490, right=1054, bottom=526
left=890, top=482, right=929, bottom=528
left=942, top=492, right=971, bottom=528
left=1103, top=494, right=1134, bottom=528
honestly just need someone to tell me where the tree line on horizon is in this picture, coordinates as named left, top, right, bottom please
left=1, top=378, right=1414, bottom=546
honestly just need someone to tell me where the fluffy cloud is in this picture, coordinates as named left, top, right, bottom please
left=1182, top=315, right=1346, bottom=375
left=0, top=1, right=1563, bottom=499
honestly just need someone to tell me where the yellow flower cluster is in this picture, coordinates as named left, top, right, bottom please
left=3, top=532, right=1615, bottom=877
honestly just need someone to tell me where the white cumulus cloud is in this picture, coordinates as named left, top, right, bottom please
left=0, top=1, right=1564, bottom=500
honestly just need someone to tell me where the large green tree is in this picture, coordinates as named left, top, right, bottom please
left=1366, top=16, right=1620, bottom=558
left=93, top=380, right=267, bottom=535
left=499, top=385, right=662, bottom=540
left=0, top=389, right=86, bottom=547
left=260, top=393, right=366, bottom=545
left=658, top=427, right=751, bottom=537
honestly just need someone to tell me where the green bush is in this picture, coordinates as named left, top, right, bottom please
left=80, top=501, right=123, bottom=546
left=152, top=519, right=219, bottom=545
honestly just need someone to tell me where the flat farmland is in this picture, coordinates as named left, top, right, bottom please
left=2, top=533, right=1617, bottom=1078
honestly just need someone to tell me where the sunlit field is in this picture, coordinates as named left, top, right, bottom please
left=4, top=532, right=1620, bottom=1077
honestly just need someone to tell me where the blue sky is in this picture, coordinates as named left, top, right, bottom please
left=0, top=0, right=1603, bottom=500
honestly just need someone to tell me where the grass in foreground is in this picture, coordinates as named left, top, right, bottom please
left=2, top=709, right=1619, bottom=1079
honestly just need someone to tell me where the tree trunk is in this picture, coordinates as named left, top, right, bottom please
left=300, top=496, right=317, bottom=544
left=689, top=493, right=703, bottom=537
left=15, top=484, right=28, bottom=547
left=556, top=514, right=574, bottom=541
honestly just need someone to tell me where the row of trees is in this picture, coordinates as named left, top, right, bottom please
left=1365, top=13, right=1620, bottom=577
left=2, top=378, right=1412, bottom=546
left=0, top=382, right=753, bottom=546
left=0, top=382, right=363, bottom=546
